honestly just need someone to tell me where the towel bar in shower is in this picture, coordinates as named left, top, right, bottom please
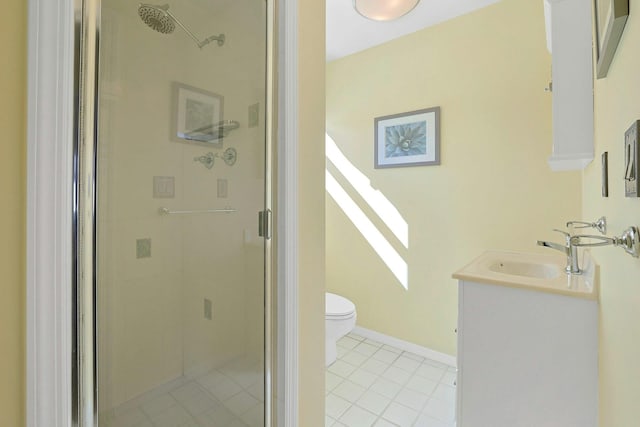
left=158, top=207, right=237, bottom=215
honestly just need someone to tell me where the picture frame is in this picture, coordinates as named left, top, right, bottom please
left=594, top=0, right=629, bottom=79
left=374, top=107, right=440, bottom=169
left=172, top=82, right=224, bottom=147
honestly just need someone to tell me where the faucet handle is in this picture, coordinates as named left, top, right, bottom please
left=552, top=229, right=571, bottom=241
left=566, top=216, right=607, bottom=234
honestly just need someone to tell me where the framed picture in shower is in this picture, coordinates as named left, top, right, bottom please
left=374, top=107, right=440, bottom=169
left=594, top=0, right=629, bottom=79
left=172, top=82, right=224, bottom=147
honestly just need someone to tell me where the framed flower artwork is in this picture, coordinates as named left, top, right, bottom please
left=374, top=107, right=440, bottom=168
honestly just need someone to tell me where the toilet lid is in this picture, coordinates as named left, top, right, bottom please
left=326, top=293, right=356, bottom=317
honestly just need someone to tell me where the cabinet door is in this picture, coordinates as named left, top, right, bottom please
left=457, top=281, right=597, bottom=427
left=548, top=0, right=594, bottom=171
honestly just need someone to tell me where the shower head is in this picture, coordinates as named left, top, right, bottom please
left=137, top=3, right=225, bottom=48
left=138, top=4, right=175, bottom=34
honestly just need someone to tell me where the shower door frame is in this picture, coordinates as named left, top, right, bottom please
left=25, top=0, right=301, bottom=425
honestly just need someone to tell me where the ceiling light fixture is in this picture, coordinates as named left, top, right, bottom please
left=353, top=0, right=420, bottom=21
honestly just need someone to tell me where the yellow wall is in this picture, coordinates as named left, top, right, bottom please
left=585, top=1, right=640, bottom=425
left=326, top=0, right=582, bottom=355
left=298, top=0, right=326, bottom=424
left=0, top=0, right=26, bottom=425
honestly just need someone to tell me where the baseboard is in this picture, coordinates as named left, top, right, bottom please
left=352, top=326, right=457, bottom=368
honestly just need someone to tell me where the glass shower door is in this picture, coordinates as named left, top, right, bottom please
left=93, top=1, right=269, bottom=425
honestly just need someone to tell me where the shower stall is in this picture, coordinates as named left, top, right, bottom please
left=73, top=0, right=273, bottom=425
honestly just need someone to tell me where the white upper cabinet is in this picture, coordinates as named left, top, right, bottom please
left=544, top=0, right=594, bottom=171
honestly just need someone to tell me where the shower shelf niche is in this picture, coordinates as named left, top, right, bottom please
left=185, top=120, right=240, bottom=143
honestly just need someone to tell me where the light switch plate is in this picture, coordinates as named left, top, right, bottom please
left=625, top=121, right=639, bottom=197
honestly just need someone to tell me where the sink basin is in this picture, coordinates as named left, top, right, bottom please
left=453, top=250, right=598, bottom=300
left=488, top=260, right=561, bottom=279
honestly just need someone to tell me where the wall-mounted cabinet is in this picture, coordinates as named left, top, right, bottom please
left=545, top=0, right=594, bottom=171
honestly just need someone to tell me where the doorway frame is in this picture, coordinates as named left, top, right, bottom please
left=25, top=0, right=299, bottom=425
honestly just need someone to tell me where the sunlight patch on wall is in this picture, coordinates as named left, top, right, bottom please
left=326, top=171, right=409, bottom=289
left=326, top=134, right=409, bottom=248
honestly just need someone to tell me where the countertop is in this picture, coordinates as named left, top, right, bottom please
left=452, top=250, right=599, bottom=301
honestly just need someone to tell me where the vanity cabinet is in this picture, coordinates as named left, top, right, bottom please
left=545, top=0, right=594, bottom=170
left=454, top=251, right=598, bottom=427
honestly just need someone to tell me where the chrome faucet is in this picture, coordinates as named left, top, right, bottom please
left=537, top=229, right=582, bottom=274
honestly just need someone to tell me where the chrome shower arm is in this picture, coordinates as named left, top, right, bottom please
left=165, top=9, right=224, bottom=48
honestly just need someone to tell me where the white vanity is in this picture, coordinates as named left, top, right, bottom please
left=453, top=251, right=598, bottom=427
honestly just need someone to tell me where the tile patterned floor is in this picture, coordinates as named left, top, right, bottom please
left=104, top=357, right=264, bottom=427
left=326, top=333, right=457, bottom=427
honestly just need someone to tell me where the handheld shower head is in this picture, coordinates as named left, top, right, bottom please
left=137, top=3, right=225, bottom=48
left=138, top=3, right=175, bottom=34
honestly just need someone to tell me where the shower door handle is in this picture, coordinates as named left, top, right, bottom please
left=258, top=209, right=272, bottom=240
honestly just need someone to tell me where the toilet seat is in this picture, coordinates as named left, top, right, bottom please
left=326, top=292, right=356, bottom=318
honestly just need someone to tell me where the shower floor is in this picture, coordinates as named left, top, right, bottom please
left=104, top=357, right=264, bottom=427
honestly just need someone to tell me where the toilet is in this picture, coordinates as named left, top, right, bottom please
left=325, top=292, right=357, bottom=366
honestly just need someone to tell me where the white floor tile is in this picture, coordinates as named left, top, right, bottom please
left=357, top=390, right=391, bottom=416
left=327, top=371, right=344, bottom=392
left=196, top=370, right=227, bottom=390
left=349, top=368, right=379, bottom=389
left=240, top=404, right=264, bottom=427
left=405, top=375, right=438, bottom=396
left=108, top=408, right=151, bottom=427
left=381, top=366, right=412, bottom=385
left=338, top=335, right=362, bottom=350
left=329, top=360, right=358, bottom=378
left=382, top=402, right=418, bottom=426
left=140, top=394, right=177, bottom=418
left=415, top=364, right=446, bottom=382
left=326, top=393, right=352, bottom=419
left=422, top=397, right=455, bottom=423
left=373, top=348, right=401, bottom=364
left=333, top=380, right=366, bottom=403
left=203, top=376, right=243, bottom=402
left=246, top=382, right=265, bottom=402
left=342, top=350, right=369, bottom=367
left=171, top=383, right=218, bottom=417
left=370, top=377, right=403, bottom=400
left=413, top=413, right=452, bottom=427
left=361, top=358, right=390, bottom=375
left=326, top=339, right=457, bottom=427
left=339, top=405, right=378, bottom=427
left=354, top=342, right=380, bottom=357
left=373, top=419, right=398, bottom=427
left=196, top=405, right=237, bottom=427
left=431, top=383, right=456, bottom=404
left=337, top=346, right=349, bottom=358
left=147, top=404, right=192, bottom=427
left=394, top=388, right=429, bottom=412
left=223, top=391, right=260, bottom=416
left=392, top=356, right=421, bottom=373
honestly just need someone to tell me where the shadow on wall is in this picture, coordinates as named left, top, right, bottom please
left=325, top=133, right=409, bottom=289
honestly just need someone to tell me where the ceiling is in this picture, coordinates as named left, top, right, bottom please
left=326, top=0, right=500, bottom=61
